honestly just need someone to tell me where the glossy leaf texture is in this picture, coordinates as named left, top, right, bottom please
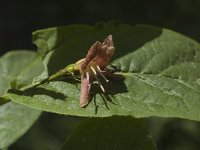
left=0, top=50, right=44, bottom=89
left=0, top=102, right=41, bottom=149
left=6, top=22, right=200, bottom=121
left=61, top=116, right=156, bottom=150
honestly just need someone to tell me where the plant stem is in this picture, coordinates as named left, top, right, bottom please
left=20, top=63, right=78, bottom=91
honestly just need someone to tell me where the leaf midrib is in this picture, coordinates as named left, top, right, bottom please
left=118, top=72, right=200, bottom=96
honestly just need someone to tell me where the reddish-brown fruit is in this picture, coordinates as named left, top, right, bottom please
left=79, top=73, right=91, bottom=107
left=78, top=35, right=115, bottom=107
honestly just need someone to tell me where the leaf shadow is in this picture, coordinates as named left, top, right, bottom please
left=8, top=87, right=67, bottom=100
left=46, top=22, right=162, bottom=75
left=33, top=22, right=162, bottom=111
left=89, top=74, right=128, bottom=113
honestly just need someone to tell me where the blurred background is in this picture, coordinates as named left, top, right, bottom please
left=1, top=0, right=200, bottom=149
left=1, top=0, right=200, bottom=54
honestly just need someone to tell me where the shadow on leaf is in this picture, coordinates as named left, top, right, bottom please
left=90, top=74, right=127, bottom=113
left=8, top=87, right=67, bottom=100
left=45, top=22, right=162, bottom=75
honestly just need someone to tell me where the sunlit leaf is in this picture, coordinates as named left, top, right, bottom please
left=6, top=22, right=200, bottom=121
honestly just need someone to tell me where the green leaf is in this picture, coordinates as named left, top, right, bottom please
left=0, top=52, right=42, bottom=148
left=0, top=50, right=44, bottom=89
left=0, top=75, right=10, bottom=97
left=32, top=22, right=165, bottom=75
left=61, top=116, right=156, bottom=150
left=0, top=75, right=10, bottom=106
left=11, top=113, right=82, bottom=150
left=0, top=102, right=41, bottom=149
left=6, top=22, right=200, bottom=121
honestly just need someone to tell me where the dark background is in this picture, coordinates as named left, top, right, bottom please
left=1, top=0, right=200, bottom=150
left=0, top=0, right=200, bottom=55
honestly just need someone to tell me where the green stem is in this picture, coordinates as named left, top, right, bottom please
left=21, top=63, right=78, bottom=91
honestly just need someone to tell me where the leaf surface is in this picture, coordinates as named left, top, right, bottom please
left=0, top=102, right=41, bottom=149
left=0, top=50, right=44, bottom=89
left=61, top=116, right=156, bottom=150
left=11, top=113, right=82, bottom=150
left=6, top=23, right=200, bottom=121
left=0, top=50, right=43, bottom=148
left=0, top=75, right=10, bottom=97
